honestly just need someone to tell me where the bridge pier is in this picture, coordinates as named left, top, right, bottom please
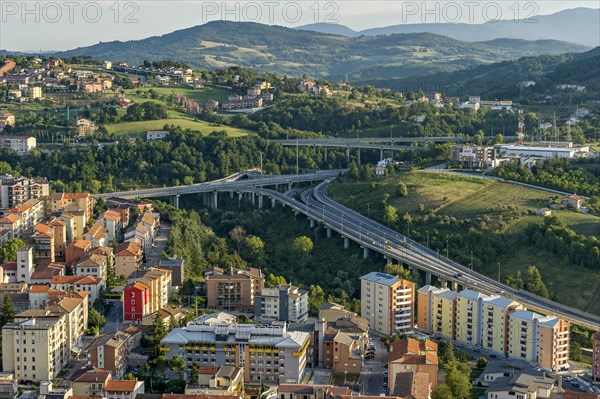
left=288, top=182, right=292, bottom=191
left=425, top=271, right=432, bottom=286
left=324, top=147, right=328, bottom=162
left=357, top=148, right=361, bottom=165
left=251, top=192, right=255, bottom=206
left=211, top=192, right=218, bottom=209
left=313, top=145, right=316, bottom=156
left=380, top=148, right=384, bottom=161
left=363, top=247, right=369, bottom=259
left=344, top=237, right=350, bottom=249
left=440, top=279, right=447, bottom=289
left=346, top=147, right=350, bottom=163
left=172, top=194, right=180, bottom=209
left=272, top=198, right=276, bottom=208
left=229, top=191, right=234, bottom=198
left=258, top=195, right=263, bottom=209
left=326, top=227, right=332, bottom=238
left=309, top=218, right=316, bottom=228
left=451, top=281, right=458, bottom=291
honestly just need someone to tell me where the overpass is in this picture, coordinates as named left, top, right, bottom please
left=231, top=180, right=599, bottom=331
left=93, top=170, right=343, bottom=207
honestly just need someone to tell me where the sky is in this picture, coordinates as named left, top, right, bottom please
left=0, top=1, right=599, bottom=51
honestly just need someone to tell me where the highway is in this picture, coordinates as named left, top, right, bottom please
left=271, top=136, right=516, bottom=145
left=93, top=170, right=343, bottom=200
left=248, top=181, right=600, bottom=331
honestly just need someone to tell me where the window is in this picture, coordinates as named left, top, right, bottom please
left=131, top=299, right=135, bottom=305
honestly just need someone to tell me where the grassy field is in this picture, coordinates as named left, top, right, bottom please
left=104, top=118, right=250, bottom=136
left=124, top=85, right=231, bottom=104
left=329, top=172, right=600, bottom=314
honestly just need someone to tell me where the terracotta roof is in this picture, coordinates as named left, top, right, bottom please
left=116, top=241, right=142, bottom=257
left=196, top=365, right=219, bottom=375
left=163, top=395, right=238, bottom=399
left=104, top=380, right=139, bottom=392
left=71, top=367, right=111, bottom=382
left=33, top=223, right=53, bottom=234
left=70, top=240, right=92, bottom=250
left=0, top=214, right=21, bottom=223
left=29, top=285, right=50, bottom=293
left=64, top=193, right=92, bottom=199
left=278, top=385, right=314, bottom=394
left=0, top=262, right=17, bottom=271
left=127, top=281, right=150, bottom=291
left=85, top=223, right=108, bottom=239
left=393, top=371, right=430, bottom=399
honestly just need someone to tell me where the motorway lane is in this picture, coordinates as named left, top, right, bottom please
left=251, top=182, right=600, bottom=330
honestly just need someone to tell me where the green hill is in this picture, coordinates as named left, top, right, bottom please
left=362, top=46, right=600, bottom=99
left=55, top=21, right=589, bottom=80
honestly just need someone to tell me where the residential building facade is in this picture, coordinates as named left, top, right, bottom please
left=254, top=284, right=309, bottom=323
left=360, top=272, right=415, bottom=335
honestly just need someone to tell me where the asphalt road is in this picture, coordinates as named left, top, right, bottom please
left=361, top=335, right=388, bottom=396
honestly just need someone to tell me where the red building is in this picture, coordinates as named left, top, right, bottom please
left=123, top=281, right=150, bottom=322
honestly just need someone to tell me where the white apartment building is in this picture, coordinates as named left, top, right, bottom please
left=160, top=314, right=310, bottom=384
left=254, top=284, right=309, bottom=323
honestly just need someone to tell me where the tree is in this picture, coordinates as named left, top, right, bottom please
left=0, top=293, right=15, bottom=326
left=0, top=239, right=26, bottom=263
left=229, top=226, right=247, bottom=253
left=476, top=357, right=488, bottom=369
left=431, top=384, right=453, bottom=399
left=170, top=355, right=186, bottom=378
left=474, top=130, right=484, bottom=145
left=437, top=339, right=455, bottom=364
left=88, top=308, right=106, bottom=330
left=348, top=160, right=360, bottom=181
left=308, top=285, right=326, bottom=315
left=395, top=182, right=408, bottom=197
left=237, top=314, right=252, bottom=324
left=383, top=205, right=399, bottom=226
left=506, top=271, right=524, bottom=289
left=265, top=273, right=286, bottom=287
left=570, top=341, right=583, bottom=361
left=525, top=265, right=549, bottom=298
left=292, top=236, right=313, bottom=255
left=383, top=262, right=411, bottom=280
left=150, top=313, right=167, bottom=351
left=445, top=361, right=472, bottom=399
left=241, top=235, right=264, bottom=262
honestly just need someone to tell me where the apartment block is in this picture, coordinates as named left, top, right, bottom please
left=5, top=198, right=45, bottom=228
left=255, top=284, right=309, bottom=323
left=417, top=285, right=457, bottom=339
left=318, top=302, right=357, bottom=323
left=104, top=379, right=144, bottom=399
left=160, top=313, right=310, bottom=384
left=0, top=176, right=49, bottom=209
left=85, top=332, right=131, bottom=378
left=449, top=145, right=499, bottom=168
left=455, top=289, right=492, bottom=347
left=507, top=310, right=570, bottom=371
left=127, top=268, right=172, bottom=315
left=115, top=241, right=142, bottom=278
left=2, top=317, right=68, bottom=382
left=481, top=297, right=522, bottom=356
left=123, top=281, right=150, bottom=322
left=360, top=272, right=415, bottom=335
left=0, top=136, right=36, bottom=154
left=46, top=193, right=95, bottom=221
left=313, top=316, right=368, bottom=373
left=204, top=267, right=264, bottom=311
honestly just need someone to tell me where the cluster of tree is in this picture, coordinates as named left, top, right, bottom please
left=124, top=101, right=168, bottom=121
left=0, top=239, right=25, bottom=263
left=141, top=60, right=190, bottom=69
left=0, top=294, right=16, bottom=368
left=432, top=340, right=472, bottom=399
left=505, top=265, right=550, bottom=298
left=1, top=127, right=338, bottom=193
left=495, top=158, right=600, bottom=198
left=525, top=217, right=600, bottom=270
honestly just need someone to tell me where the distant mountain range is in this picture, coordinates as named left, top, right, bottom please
left=53, top=20, right=589, bottom=81
left=296, top=8, right=600, bottom=48
left=362, top=46, right=600, bottom=99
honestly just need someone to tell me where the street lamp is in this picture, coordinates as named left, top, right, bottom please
left=497, top=262, right=501, bottom=282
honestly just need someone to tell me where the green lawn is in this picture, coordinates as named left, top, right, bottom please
left=330, top=172, right=600, bottom=315
left=124, top=85, right=231, bottom=104
left=104, top=118, right=250, bottom=137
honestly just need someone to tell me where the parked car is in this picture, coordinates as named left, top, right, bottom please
left=364, top=353, right=375, bottom=359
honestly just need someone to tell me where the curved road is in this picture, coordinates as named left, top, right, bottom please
left=248, top=181, right=600, bottom=331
